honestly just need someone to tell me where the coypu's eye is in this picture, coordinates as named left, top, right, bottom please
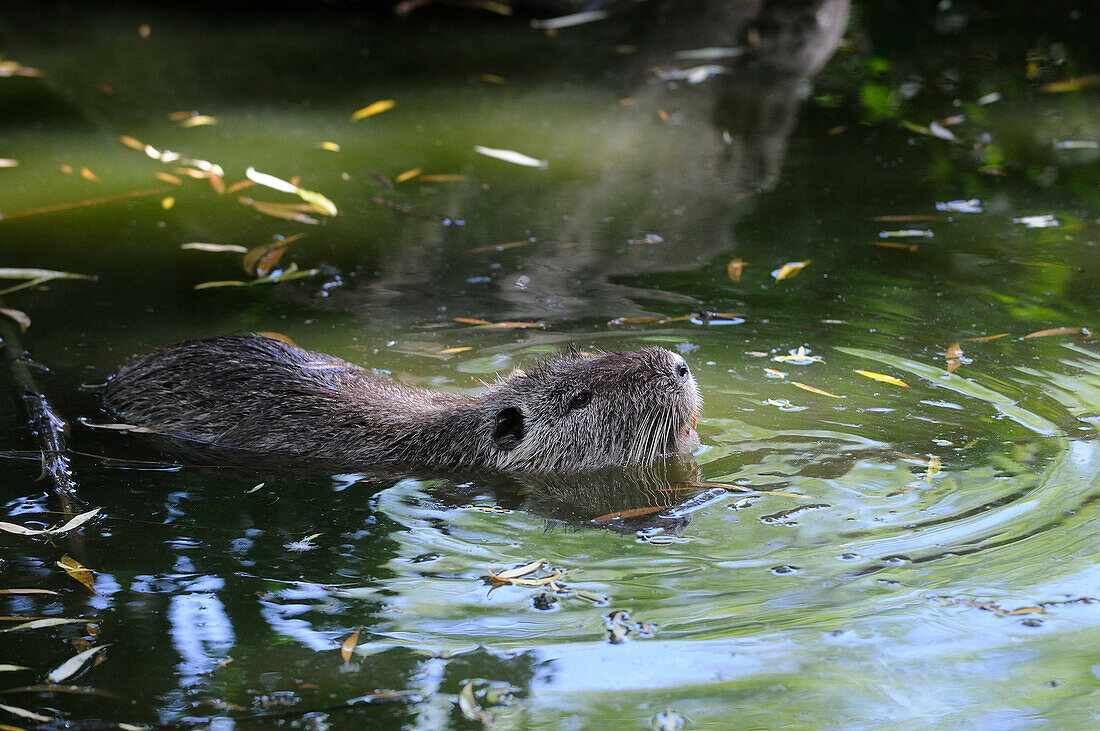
left=567, top=390, right=593, bottom=411
left=676, top=363, right=690, bottom=379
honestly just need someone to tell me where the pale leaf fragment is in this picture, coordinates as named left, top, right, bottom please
left=47, top=643, right=112, bottom=683
left=474, top=145, right=548, bottom=169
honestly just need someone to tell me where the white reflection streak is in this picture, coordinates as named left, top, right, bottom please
left=168, top=582, right=235, bottom=688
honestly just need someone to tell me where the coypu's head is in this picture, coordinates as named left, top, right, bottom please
left=482, top=347, right=702, bottom=471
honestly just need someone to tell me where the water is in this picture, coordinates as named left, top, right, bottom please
left=1, top=2, right=1098, bottom=728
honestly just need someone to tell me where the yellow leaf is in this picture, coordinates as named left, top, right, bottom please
left=855, top=370, right=910, bottom=388
left=340, top=628, right=360, bottom=664
left=771, top=260, right=810, bottom=281
left=351, top=99, right=396, bottom=121
left=394, top=168, right=421, bottom=184
left=727, top=258, right=745, bottom=281
left=319, top=141, right=341, bottom=152
left=792, top=382, right=842, bottom=398
left=57, top=555, right=97, bottom=593
left=925, top=456, right=941, bottom=482
left=161, top=196, right=175, bottom=210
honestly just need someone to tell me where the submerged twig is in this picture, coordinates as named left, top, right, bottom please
left=0, top=304, right=84, bottom=510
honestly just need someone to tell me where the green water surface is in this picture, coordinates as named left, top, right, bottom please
left=1, top=2, right=1098, bottom=728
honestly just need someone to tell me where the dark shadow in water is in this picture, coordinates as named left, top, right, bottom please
left=95, top=427, right=707, bottom=534
left=302, top=0, right=851, bottom=325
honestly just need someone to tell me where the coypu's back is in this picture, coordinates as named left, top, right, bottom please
left=104, top=334, right=702, bottom=471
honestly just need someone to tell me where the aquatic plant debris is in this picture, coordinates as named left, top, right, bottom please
left=792, top=382, right=842, bottom=398
left=0, top=308, right=30, bottom=332
left=936, top=199, right=982, bottom=213
left=727, top=258, right=746, bottom=281
left=1013, top=215, right=1059, bottom=228
left=773, top=346, right=823, bottom=365
left=473, top=145, right=548, bottom=169
left=0, top=508, right=100, bottom=537
left=340, top=628, right=360, bottom=663
left=48, top=644, right=111, bottom=683
left=855, top=370, right=910, bottom=388
left=530, top=9, right=608, bottom=29
left=350, top=99, right=395, bottom=121
left=244, top=167, right=337, bottom=216
left=57, top=555, right=97, bottom=593
left=772, top=260, right=809, bottom=281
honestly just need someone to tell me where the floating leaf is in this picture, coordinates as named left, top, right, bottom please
left=0, top=268, right=93, bottom=297
left=468, top=240, right=529, bottom=253
left=181, top=242, right=249, bottom=253
left=179, top=115, right=217, bottom=128
left=0, top=665, right=30, bottom=672
left=160, top=196, right=175, bottom=210
left=256, top=332, right=295, bottom=344
left=351, top=99, right=396, bottom=121
left=1024, top=326, right=1087, bottom=339
left=453, top=317, right=545, bottom=329
left=0, top=308, right=30, bottom=333
left=0, top=60, right=44, bottom=78
left=47, top=644, right=111, bottom=684
left=764, top=368, right=786, bottom=378
left=1040, top=75, right=1100, bottom=93
left=0, top=702, right=54, bottom=722
left=1, top=618, right=87, bottom=633
left=245, top=167, right=336, bottom=216
left=530, top=9, right=608, bottom=29
left=419, top=174, right=467, bottom=183
left=243, top=237, right=297, bottom=278
left=474, top=145, right=548, bottom=169
left=855, top=370, right=910, bottom=388
left=79, top=421, right=157, bottom=433
left=0, top=158, right=18, bottom=168
left=592, top=506, right=669, bottom=521
left=925, top=456, right=942, bottom=482
left=57, top=555, right=97, bottom=593
left=458, top=681, right=490, bottom=725
left=193, top=280, right=248, bottom=290
left=792, top=382, right=842, bottom=398
left=438, top=346, right=472, bottom=355
left=726, top=258, right=745, bottom=281
left=1013, top=214, right=1058, bottom=229
left=936, top=199, right=982, bottom=213
left=243, top=199, right=320, bottom=224
left=491, top=559, right=545, bottom=580
left=771, top=260, right=809, bottom=281
left=772, top=346, right=823, bottom=365
left=319, top=141, right=341, bottom=152
left=1053, top=140, right=1099, bottom=150
left=0, top=589, right=58, bottom=596
left=340, top=628, right=360, bottom=664
left=871, top=241, right=918, bottom=251
left=963, top=333, right=1010, bottom=342
left=0, top=508, right=100, bottom=537
left=879, top=229, right=932, bottom=238
left=394, top=168, right=421, bottom=184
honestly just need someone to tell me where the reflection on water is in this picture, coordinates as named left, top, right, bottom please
left=1, top=0, right=1099, bottom=728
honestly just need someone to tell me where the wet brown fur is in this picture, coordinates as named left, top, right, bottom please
left=104, top=334, right=702, bottom=472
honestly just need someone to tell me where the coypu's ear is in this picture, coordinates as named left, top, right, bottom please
left=492, top=406, right=525, bottom=450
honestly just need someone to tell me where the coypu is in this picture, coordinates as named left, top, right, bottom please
left=104, top=334, right=702, bottom=471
